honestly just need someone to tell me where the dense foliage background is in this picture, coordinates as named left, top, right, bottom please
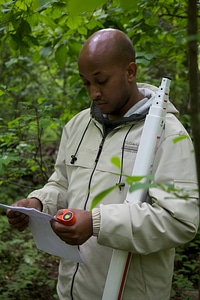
left=0, top=0, right=199, bottom=299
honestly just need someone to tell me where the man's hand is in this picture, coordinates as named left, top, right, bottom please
left=6, top=198, right=42, bottom=232
left=51, top=208, right=93, bottom=245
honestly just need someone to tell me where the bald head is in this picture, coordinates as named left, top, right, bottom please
left=78, top=29, right=135, bottom=67
left=77, top=29, right=142, bottom=120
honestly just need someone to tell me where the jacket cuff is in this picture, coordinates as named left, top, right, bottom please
left=92, top=208, right=101, bottom=236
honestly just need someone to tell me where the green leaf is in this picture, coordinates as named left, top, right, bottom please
left=119, top=0, right=140, bottom=10
left=55, top=44, right=68, bottom=68
left=19, top=20, right=32, bottom=37
left=129, top=181, right=156, bottom=193
left=9, top=35, right=19, bottom=50
left=68, top=39, right=82, bottom=56
left=67, top=15, right=83, bottom=30
left=173, top=135, right=189, bottom=143
left=110, top=156, right=121, bottom=169
left=126, top=175, right=145, bottom=185
left=0, top=89, right=5, bottom=96
left=126, top=174, right=154, bottom=185
left=38, top=0, right=50, bottom=6
left=136, top=58, right=150, bottom=66
left=39, top=117, right=51, bottom=128
left=90, top=185, right=117, bottom=210
left=68, top=0, right=107, bottom=15
left=39, top=14, right=57, bottom=28
left=40, top=46, right=52, bottom=58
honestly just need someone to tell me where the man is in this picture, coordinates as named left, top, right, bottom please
left=7, top=29, right=199, bottom=300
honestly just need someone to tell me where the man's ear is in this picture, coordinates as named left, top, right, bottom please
left=126, top=62, right=137, bottom=81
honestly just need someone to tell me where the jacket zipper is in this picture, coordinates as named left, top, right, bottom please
left=70, top=133, right=106, bottom=299
left=95, top=137, right=105, bottom=163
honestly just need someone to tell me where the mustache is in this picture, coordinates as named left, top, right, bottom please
left=93, top=97, right=106, bottom=104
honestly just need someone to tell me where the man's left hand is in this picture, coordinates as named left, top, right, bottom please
left=51, top=208, right=93, bottom=245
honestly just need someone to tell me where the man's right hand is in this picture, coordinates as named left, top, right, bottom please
left=6, top=198, right=42, bottom=232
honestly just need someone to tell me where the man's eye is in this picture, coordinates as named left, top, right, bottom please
left=98, top=80, right=107, bottom=85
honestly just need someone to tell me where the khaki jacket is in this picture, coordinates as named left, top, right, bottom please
left=28, top=84, right=199, bottom=300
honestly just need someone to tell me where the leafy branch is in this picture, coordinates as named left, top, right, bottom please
left=90, top=156, right=197, bottom=210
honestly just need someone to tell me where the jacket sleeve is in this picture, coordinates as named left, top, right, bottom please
left=28, top=126, right=69, bottom=216
left=96, top=123, right=199, bottom=254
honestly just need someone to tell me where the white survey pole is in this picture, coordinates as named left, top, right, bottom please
left=102, top=77, right=171, bottom=300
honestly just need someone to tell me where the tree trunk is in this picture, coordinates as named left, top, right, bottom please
left=187, top=2, right=200, bottom=300
left=187, top=1, right=200, bottom=190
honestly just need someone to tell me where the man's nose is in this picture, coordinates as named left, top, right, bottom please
left=89, top=85, right=101, bottom=100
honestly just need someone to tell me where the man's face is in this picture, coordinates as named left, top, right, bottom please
left=78, top=58, right=135, bottom=120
